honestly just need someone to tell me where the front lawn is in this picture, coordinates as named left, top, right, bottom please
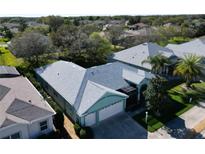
left=169, top=82, right=205, bottom=102
left=133, top=83, right=197, bottom=132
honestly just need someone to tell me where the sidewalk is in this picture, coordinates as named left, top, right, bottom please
left=64, top=115, right=79, bottom=139
left=193, top=118, right=205, bottom=133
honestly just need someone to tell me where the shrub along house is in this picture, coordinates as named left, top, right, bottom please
left=0, top=66, right=55, bottom=139
left=35, top=61, right=154, bottom=127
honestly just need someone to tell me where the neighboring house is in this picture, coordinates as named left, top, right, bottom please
left=111, top=42, right=178, bottom=74
left=35, top=61, right=154, bottom=127
left=0, top=66, right=55, bottom=139
left=166, top=37, right=205, bottom=59
left=128, top=23, right=149, bottom=31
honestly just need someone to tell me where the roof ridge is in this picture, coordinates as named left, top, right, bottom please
left=73, top=69, right=90, bottom=111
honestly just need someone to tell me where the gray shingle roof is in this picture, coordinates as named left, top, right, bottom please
left=0, top=118, right=16, bottom=128
left=0, top=84, right=10, bottom=101
left=7, top=99, right=54, bottom=121
left=36, top=61, right=153, bottom=116
left=166, top=37, right=205, bottom=58
left=112, top=42, right=175, bottom=70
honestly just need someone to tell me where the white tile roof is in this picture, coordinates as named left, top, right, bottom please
left=36, top=61, right=152, bottom=116
left=166, top=37, right=205, bottom=58
left=112, top=42, right=175, bottom=70
left=122, top=69, right=154, bottom=84
left=35, top=61, right=87, bottom=105
left=77, top=81, right=128, bottom=116
left=0, top=66, right=20, bottom=77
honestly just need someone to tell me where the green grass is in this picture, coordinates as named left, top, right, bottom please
left=0, top=47, right=24, bottom=66
left=156, top=37, right=191, bottom=47
left=0, top=37, right=9, bottom=43
left=133, top=113, right=164, bottom=132
left=169, top=82, right=205, bottom=101
left=133, top=83, right=197, bottom=132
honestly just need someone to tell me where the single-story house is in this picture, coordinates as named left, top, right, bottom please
left=0, top=66, right=55, bottom=139
left=35, top=61, right=154, bottom=127
left=111, top=42, right=178, bottom=74
left=166, top=37, right=205, bottom=59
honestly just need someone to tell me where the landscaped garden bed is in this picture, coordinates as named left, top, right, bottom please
left=133, top=101, right=194, bottom=132
left=133, top=83, right=199, bottom=132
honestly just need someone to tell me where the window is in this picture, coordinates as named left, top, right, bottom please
left=40, top=120, right=48, bottom=131
left=2, top=132, right=21, bottom=139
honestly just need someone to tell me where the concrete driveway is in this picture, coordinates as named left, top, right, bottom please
left=91, top=113, right=148, bottom=139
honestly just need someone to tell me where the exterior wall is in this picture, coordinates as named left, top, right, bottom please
left=80, top=98, right=126, bottom=126
left=28, top=117, right=54, bottom=138
left=0, top=116, right=54, bottom=139
left=35, top=74, right=77, bottom=122
left=0, top=124, right=29, bottom=139
left=85, top=94, right=127, bottom=114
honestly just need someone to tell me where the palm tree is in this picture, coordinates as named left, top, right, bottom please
left=174, top=54, right=205, bottom=87
left=142, top=53, right=170, bottom=74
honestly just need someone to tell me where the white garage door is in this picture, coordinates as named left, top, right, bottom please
left=99, top=101, right=124, bottom=121
left=84, top=112, right=96, bottom=126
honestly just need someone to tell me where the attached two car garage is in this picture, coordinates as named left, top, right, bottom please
left=83, top=100, right=126, bottom=126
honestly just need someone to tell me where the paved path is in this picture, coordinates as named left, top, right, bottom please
left=193, top=118, right=205, bottom=133
left=149, top=104, right=205, bottom=139
left=195, top=129, right=205, bottom=139
left=63, top=115, right=79, bottom=139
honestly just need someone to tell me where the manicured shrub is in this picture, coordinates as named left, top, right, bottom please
left=79, top=129, right=87, bottom=139
left=84, top=127, right=93, bottom=139
left=74, top=123, right=81, bottom=135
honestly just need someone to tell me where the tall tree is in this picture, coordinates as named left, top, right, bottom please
left=9, top=32, right=52, bottom=65
left=19, top=18, right=28, bottom=32
left=174, top=54, right=205, bottom=87
left=86, top=32, right=113, bottom=65
left=41, top=16, right=64, bottom=32
left=142, top=53, right=170, bottom=74
left=143, top=76, right=168, bottom=115
left=50, top=24, right=78, bottom=49
left=106, top=25, right=124, bottom=45
left=2, top=26, right=13, bottom=39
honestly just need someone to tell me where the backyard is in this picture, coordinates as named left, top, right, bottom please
left=133, top=82, right=205, bottom=132
left=0, top=47, right=23, bottom=66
